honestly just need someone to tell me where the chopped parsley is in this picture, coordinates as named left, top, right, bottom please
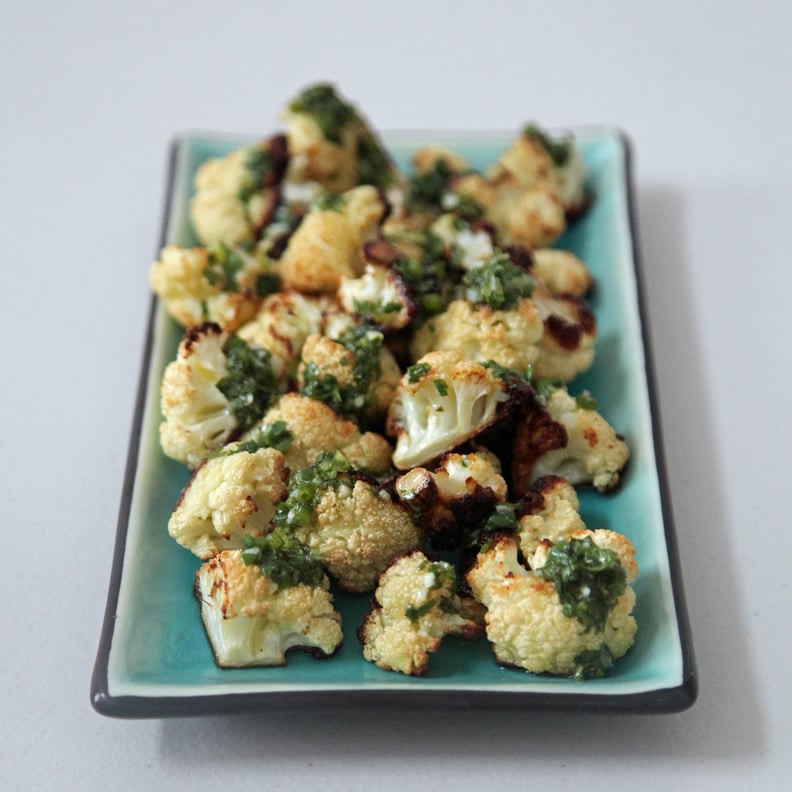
left=356, top=134, right=393, bottom=188
left=205, top=243, right=247, bottom=292
left=289, top=83, right=357, bottom=144
left=313, top=192, right=346, bottom=213
left=462, top=251, right=534, bottom=310
left=392, top=245, right=454, bottom=321
left=273, top=451, right=352, bottom=530
left=217, top=335, right=278, bottom=430
left=299, top=325, right=385, bottom=417
left=238, top=147, right=274, bottom=202
left=537, top=536, right=627, bottom=632
left=575, top=390, right=599, bottom=411
left=255, top=272, right=281, bottom=297
left=352, top=298, right=402, bottom=322
left=535, top=377, right=563, bottom=403
left=240, top=528, right=325, bottom=589
left=573, top=644, right=615, bottom=680
left=441, top=191, right=484, bottom=220
left=208, top=420, right=293, bottom=458
left=433, top=378, right=449, bottom=397
left=407, top=159, right=453, bottom=212
left=407, top=362, right=431, bottom=383
left=468, top=502, right=522, bottom=550
left=523, top=123, right=571, bottom=167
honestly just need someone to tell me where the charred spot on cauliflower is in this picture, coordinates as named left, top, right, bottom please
left=195, top=547, right=342, bottom=668
left=396, top=449, right=508, bottom=550
left=190, top=134, right=288, bottom=247
left=511, top=385, right=630, bottom=496
left=358, top=551, right=483, bottom=676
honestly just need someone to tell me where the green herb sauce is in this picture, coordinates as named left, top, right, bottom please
left=217, top=335, right=278, bottom=431
left=537, top=536, right=627, bottom=631
left=289, top=84, right=357, bottom=144
left=241, top=527, right=325, bottom=589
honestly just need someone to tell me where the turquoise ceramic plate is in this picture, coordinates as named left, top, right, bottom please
left=91, top=130, right=697, bottom=717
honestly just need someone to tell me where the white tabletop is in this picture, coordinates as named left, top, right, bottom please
left=3, top=1, right=790, bottom=789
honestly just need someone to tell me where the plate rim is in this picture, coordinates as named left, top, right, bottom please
left=90, top=128, right=698, bottom=719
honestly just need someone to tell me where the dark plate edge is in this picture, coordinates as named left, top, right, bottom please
left=620, top=131, right=698, bottom=708
left=90, top=131, right=698, bottom=719
left=89, top=138, right=180, bottom=716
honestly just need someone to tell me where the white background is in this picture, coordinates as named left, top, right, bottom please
left=2, top=1, right=790, bottom=789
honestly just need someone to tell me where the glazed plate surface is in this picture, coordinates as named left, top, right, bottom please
left=91, top=129, right=697, bottom=717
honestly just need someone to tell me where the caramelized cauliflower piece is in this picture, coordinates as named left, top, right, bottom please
left=168, top=445, right=289, bottom=559
left=279, top=186, right=388, bottom=294
left=248, top=393, right=393, bottom=476
left=409, top=298, right=544, bottom=373
left=284, top=83, right=398, bottom=192
left=530, top=248, right=593, bottom=297
left=159, top=323, right=279, bottom=468
left=517, top=475, right=587, bottom=557
left=236, top=290, right=335, bottom=383
left=189, top=135, right=287, bottom=246
left=338, top=264, right=414, bottom=331
left=298, top=325, right=401, bottom=421
left=195, top=546, right=342, bottom=667
left=274, top=452, right=420, bottom=592
left=512, top=386, right=630, bottom=496
left=358, top=551, right=483, bottom=675
left=396, top=449, right=508, bottom=549
left=149, top=244, right=272, bottom=331
left=466, top=532, right=636, bottom=678
left=387, top=351, right=513, bottom=470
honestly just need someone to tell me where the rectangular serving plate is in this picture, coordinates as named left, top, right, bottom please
left=91, top=129, right=697, bottom=718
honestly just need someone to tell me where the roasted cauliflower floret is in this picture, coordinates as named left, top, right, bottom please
left=488, top=184, right=567, bottom=249
left=168, top=444, right=289, bottom=559
left=488, top=124, right=588, bottom=218
left=149, top=244, right=275, bottom=331
left=358, top=551, right=483, bottom=675
left=338, top=264, right=414, bottom=331
left=236, top=290, right=334, bottom=383
left=159, top=323, right=279, bottom=468
left=410, top=298, right=543, bottom=373
left=284, top=83, right=398, bottom=192
left=274, top=452, right=420, bottom=592
left=387, top=351, right=513, bottom=470
left=396, top=449, right=508, bottom=549
left=532, top=288, right=597, bottom=382
left=466, top=532, right=637, bottom=678
left=512, top=386, right=630, bottom=496
left=195, top=544, right=342, bottom=667
left=278, top=186, right=388, bottom=294
left=248, top=393, right=393, bottom=476
left=298, top=325, right=401, bottom=421
left=190, top=135, right=288, bottom=246
left=530, top=248, right=592, bottom=297
left=517, top=475, right=587, bottom=557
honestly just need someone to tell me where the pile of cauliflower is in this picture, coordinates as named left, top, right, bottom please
left=151, top=83, right=637, bottom=679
